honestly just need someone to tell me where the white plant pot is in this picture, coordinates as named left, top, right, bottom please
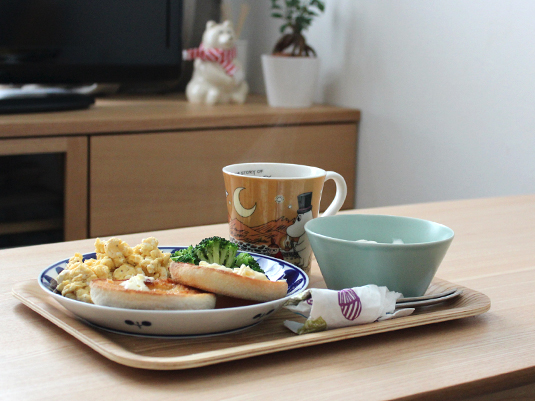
left=261, top=54, right=320, bottom=108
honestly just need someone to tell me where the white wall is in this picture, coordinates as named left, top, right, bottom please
left=226, top=0, right=535, bottom=208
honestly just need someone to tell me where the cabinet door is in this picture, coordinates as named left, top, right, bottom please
left=89, top=124, right=356, bottom=237
left=0, top=136, right=88, bottom=242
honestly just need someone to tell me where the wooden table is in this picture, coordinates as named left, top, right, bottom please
left=2, top=195, right=535, bottom=400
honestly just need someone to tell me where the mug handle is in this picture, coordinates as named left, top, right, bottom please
left=321, top=172, right=347, bottom=217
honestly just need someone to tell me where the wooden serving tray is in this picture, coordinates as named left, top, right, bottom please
left=12, top=278, right=490, bottom=370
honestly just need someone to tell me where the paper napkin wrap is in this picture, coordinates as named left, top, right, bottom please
left=283, top=285, right=414, bottom=334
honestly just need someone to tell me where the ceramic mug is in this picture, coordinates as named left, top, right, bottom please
left=222, top=162, right=347, bottom=274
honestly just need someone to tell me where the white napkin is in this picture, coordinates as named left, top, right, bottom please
left=283, top=285, right=414, bottom=334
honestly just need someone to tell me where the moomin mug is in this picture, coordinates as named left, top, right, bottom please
left=222, top=163, right=347, bottom=274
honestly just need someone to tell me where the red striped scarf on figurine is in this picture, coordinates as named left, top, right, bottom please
left=182, top=44, right=238, bottom=76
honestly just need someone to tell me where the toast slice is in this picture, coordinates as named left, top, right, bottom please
left=169, top=262, right=288, bottom=302
left=90, top=278, right=216, bottom=310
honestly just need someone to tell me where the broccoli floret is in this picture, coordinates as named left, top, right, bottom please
left=171, top=237, right=264, bottom=274
left=193, top=236, right=239, bottom=268
left=234, top=252, right=264, bottom=273
left=170, top=245, right=199, bottom=265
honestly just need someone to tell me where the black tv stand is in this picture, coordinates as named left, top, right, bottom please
left=0, top=89, right=95, bottom=114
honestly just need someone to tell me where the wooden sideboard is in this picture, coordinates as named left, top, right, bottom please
left=0, top=94, right=360, bottom=245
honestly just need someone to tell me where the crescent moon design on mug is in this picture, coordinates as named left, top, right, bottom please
left=233, top=187, right=257, bottom=218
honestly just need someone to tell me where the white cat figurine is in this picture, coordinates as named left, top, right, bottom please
left=184, top=20, right=249, bottom=105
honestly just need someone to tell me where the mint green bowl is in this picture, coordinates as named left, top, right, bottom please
left=305, top=214, right=454, bottom=297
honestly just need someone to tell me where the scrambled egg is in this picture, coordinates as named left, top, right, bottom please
left=56, top=237, right=170, bottom=303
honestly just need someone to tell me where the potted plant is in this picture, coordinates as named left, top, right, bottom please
left=262, top=0, right=325, bottom=108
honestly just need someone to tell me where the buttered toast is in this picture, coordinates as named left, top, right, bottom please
left=169, top=262, right=288, bottom=302
left=90, top=278, right=216, bottom=310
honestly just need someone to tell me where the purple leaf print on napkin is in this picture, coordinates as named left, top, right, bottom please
left=338, top=288, right=362, bottom=321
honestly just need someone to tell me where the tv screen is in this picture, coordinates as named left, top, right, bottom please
left=0, top=0, right=183, bottom=112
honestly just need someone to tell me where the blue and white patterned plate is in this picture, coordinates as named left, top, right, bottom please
left=38, top=247, right=308, bottom=337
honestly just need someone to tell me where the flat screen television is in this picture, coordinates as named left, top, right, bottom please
left=0, top=0, right=183, bottom=113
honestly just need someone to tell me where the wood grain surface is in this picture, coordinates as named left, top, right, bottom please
left=11, top=278, right=489, bottom=370
left=0, top=94, right=360, bottom=138
left=89, top=124, right=357, bottom=236
left=0, top=136, right=88, bottom=241
left=0, top=95, right=359, bottom=239
left=2, top=195, right=535, bottom=400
